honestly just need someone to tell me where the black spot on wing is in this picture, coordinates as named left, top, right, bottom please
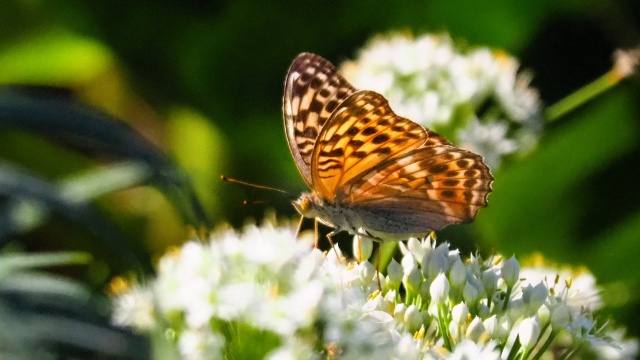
left=372, top=133, right=390, bottom=144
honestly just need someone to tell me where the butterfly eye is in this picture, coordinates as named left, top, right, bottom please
left=301, top=197, right=312, bottom=211
left=292, top=196, right=313, bottom=215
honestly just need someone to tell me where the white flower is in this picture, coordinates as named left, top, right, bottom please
left=519, top=316, right=541, bottom=350
left=448, top=340, right=501, bottom=360
left=483, top=315, right=509, bottom=342
left=178, top=329, right=225, bottom=360
left=111, top=226, right=636, bottom=360
left=501, top=256, right=520, bottom=287
left=353, top=235, right=373, bottom=262
left=425, top=246, right=450, bottom=279
left=387, top=259, right=404, bottom=289
left=451, top=302, right=469, bottom=325
left=520, top=260, right=602, bottom=311
left=457, top=118, right=517, bottom=168
left=404, top=266, right=423, bottom=295
left=111, top=286, right=155, bottom=330
left=593, top=327, right=640, bottom=360
left=449, top=258, right=467, bottom=288
left=550, top=302, right=571, bottom=329
left=404, top=304, right=423, bottom=333
left=266, top=339, right=314, bottom=360
left=481, top=268, right=499, bottom=302
left=463, top=281, right=480, bottom=305
left=466, top=316, right=487, bottom=342
left=341, top=32, right=542, bottom=169
left=430, top=273, right=450, bottom=304
left=522, top=282, right=548, bottom=314
left=407, top=236, right=432, bottom=261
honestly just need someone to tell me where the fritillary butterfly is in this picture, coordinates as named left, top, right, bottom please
left=283, top=53, right=493, bottom=242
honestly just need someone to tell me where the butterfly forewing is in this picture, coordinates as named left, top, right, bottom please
left=311, top=91, right=435, bottom=199
left=283, top=53, right=356, bottom=187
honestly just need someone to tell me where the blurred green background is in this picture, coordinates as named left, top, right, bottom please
left=1, top=0, right=639, bottom=358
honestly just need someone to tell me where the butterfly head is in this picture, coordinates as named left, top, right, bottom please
left=292, top=192, right=323, bottom=219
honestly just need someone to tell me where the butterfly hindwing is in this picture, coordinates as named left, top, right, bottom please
left=283, top=53, right=356, bottom=187
left=346, top=145, right=493, bottom=231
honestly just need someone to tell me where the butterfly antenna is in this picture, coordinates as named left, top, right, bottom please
left=243, top=199, right=268, bottom=205
left=221, top=175, right=292, bottom=195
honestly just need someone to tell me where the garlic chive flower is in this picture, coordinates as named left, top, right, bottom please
left=112, top=223, right=636, bottom=359
left=340, top=33, right=542, bottom=168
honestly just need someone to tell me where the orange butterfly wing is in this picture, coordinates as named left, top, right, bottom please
left=283, top=53, right=356, bottom=187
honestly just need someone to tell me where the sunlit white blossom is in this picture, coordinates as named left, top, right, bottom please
left=112, top=224, right=635, bottom=360
left=341, top=33, right=542, bottom=168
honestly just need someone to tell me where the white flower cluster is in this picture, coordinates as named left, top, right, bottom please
left=112, top=224, right=636, bottom=359
left=340, top=33, right=542, bottom=168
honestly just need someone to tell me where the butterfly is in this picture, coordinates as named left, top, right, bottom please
left=283, top=53, right=493, bottom=243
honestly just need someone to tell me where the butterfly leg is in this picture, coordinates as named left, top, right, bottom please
left=326, top=230, right=342, bottom=263
left=295, top=215, right=305, bottom=239
left=314, top=219, right=320, bottom=248
left=375, top=246, right=382, bottom=290
left=355, top=235, right=363, bottom=263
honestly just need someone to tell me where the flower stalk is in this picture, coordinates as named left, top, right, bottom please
left=545, top=47, right=640, bottom=122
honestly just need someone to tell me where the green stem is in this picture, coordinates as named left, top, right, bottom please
left=503, top=286, right=513, bottom=312
left=438, top=304, right=453, bottom=351
left=507, top=337, right=522, bottom=360
left=558, top=344, right=579, bottom=360
left=531, top=329, right=557, bottom=360
left=544, top=70, right=619, bottom=122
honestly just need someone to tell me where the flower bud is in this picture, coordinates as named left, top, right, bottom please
left=401, top=253, right=417, bottom=274
left=484, top=315, right=509, bottom=342
left=463, top=281, right=480, bottom=305
left=430, top=273, right=450, bottom=304
left=449, top=258, right=467, bottom=288
left=507, top=298, right=526, bottom=322
left=404, top=304, right=423, bottom=332
left=449, top=320, right=459, bottom=340
left=465, top=316, right=487, bottom=342
left=502, top=256, right=520, bottom=287
left=537, top=303, right=550, bottom=324
left=404, top=267, right=423, bottom=295
left=353, top=236, right=373, bottom=262
left=358, top=261, right=375, bottom=287
left=523, top=282, right=548, bottom=313
left=393, top=303, right=407, bottom=324
left=386, top=259, right=403, bottom=289
left=483, top=315, right=499, bottom=338
left=482, top=268, right=499, bottom=298
left=426, top=250, right=449, bottom=279
left=477, top=303, right=490, bottom=319
left=451, top=302, right=469, bottom=324
left=519, top=317, right=541, bottom=350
